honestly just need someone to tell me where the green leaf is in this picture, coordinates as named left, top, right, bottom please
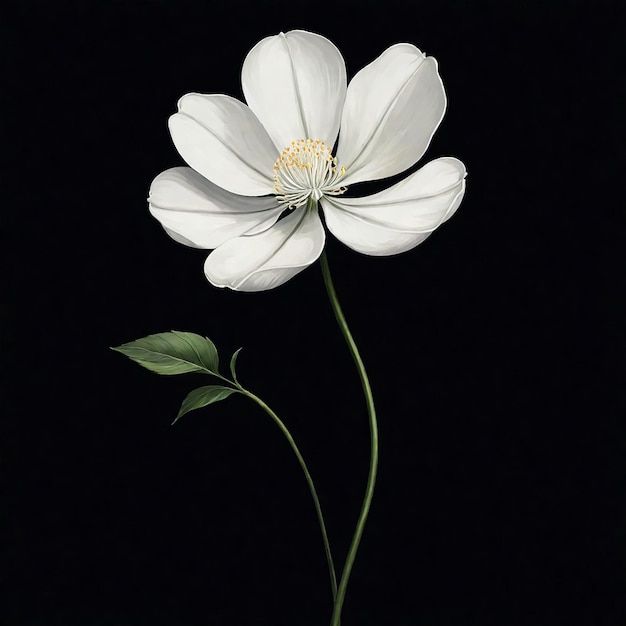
left=111, top=331, right=219, bottom=375
left=229, top=347, right=243, bottom=383
left=173, top=385, right=237, bottom=424
left=171, top=330, right=219, bottom=373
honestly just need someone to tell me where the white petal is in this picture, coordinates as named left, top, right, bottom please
left=162, top=227, right=204, bottom=249
left=336, top=44, right=446, bottom=186
left=204, top=207, right=325, bottom=292
left=241, top=30, right=347, bottom=152
left=168, top=94, right=278, bottom=196
left=320, top=157, right=466, bottom=256
left=148, top=167, right=284, bottom=249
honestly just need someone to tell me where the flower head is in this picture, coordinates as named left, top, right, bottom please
left=148, top=30, right=466, bottom=291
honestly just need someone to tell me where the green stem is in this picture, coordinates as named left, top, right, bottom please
left=235, top=385, right=338, bottom=602
left=320, top=250, right=379, bottom=626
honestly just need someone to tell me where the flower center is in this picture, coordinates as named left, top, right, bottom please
left=273, top=138, right=347, bottom=209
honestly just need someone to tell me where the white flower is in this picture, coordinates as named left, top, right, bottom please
left=148, top=30, right=466, bottom=292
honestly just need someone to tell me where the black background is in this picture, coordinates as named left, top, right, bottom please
left=3, top=1, right=625, bottom=625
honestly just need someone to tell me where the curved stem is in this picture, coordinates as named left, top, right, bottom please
left=235, top=385, right=338, bottom=602
left=320, top=250, right=378, bottom=626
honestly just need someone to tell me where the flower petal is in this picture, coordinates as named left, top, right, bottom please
left=161, top=227, right=203, bottom=249
left=336, top=44, right=446, bottom=186
left=204, top=207, right=325, bottom=291
left=168, top=94, right=278, bottom=196
left=320, top=157, right=466, bottom=256
left=148, top=167, right=284, bottom=249
left=241, top=30, right=347, bottom=152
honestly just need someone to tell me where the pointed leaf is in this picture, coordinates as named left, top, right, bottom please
left=171, top=330, right=219, bottom=373
left=230, top=347, right=243, bottom=383
left=111, top=331, right=219, bottom=375
left=173, top=385, right=238, bottom=424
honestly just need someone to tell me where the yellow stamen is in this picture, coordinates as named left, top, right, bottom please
left=272, top=138, right=348, bottom=209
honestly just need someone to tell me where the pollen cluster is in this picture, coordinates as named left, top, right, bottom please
left=273, top=138, right=347, bottom=209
